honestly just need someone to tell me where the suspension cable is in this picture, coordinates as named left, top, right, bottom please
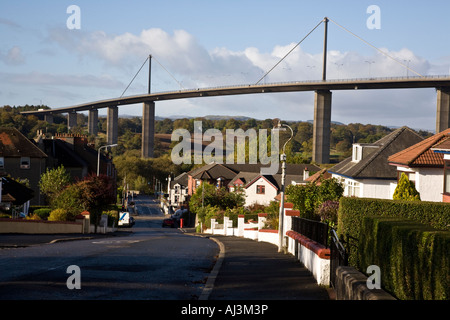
left=120, top=56, right=149, bottom=97
left=151, top=55, right=186, bottom=90
left=255, top=19, right=324, bottom=85
left=327, top=17, right=425, bottom=78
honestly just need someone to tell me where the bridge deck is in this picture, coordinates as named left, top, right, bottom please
left=21, top=76, right=450, bottom=115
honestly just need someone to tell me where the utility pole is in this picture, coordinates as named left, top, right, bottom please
left=322, top=17, right=328, bottom=81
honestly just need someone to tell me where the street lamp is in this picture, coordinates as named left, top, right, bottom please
left=97, top=144, right=118, bottom=176
left=272, top=119, right=293, bottom=253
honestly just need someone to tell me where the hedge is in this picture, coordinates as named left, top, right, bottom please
left=338, top=197, right=450, bottom=300
left=338, top=197, right=450, bottom=241
left=358, top=216, right=449, bottom=300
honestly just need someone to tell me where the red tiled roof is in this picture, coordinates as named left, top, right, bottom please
left=388, top=128, right=450, bottom=167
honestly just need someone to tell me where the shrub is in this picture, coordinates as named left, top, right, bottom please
left=393, top=172, right=420, bottom=201
left=48, top=208, right=72, bottom=221
left=33, top=208, right=52, bottom=220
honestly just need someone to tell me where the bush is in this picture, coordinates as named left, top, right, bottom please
left=286, top=178, right=343, bottom=220
left=358, top=216, right=449, bottom=300
left=48, top=208, right=72, bottom=222
left=33, top=208, right=52, bottom=220
left=393, top=172, right=420, bottom=201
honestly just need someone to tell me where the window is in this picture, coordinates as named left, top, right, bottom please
left=20, top=157, right=30, bottom=169
left=0, top=157, right=4, bottom=169
left=256, top=185, right=265, bottom=194
left=445, top=164, right=450, bottom=194
left=346, top=180, right=360, bottom=197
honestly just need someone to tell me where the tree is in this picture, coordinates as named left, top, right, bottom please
left=393, top=173, right=421, bottom=201
left=189, top=182, right=245, bottom=224
left=39, top=165, right=72, bottom=203
left=77, top=174, right=116, bottom=232
left=286, top=178, right=344, bottom=220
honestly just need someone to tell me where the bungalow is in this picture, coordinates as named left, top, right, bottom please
left=388, top=128, right=450, bottom=202
left=186, top=163, right=320, bottom=207
left=328, top=126, right=423, bottom=199
left=430, top=134, right=450, bottom=202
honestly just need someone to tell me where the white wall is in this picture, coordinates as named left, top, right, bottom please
left=416, top=168, right=443, bottom=202
left=244, top=177, right=278, bottom=207
left=331, top=174, right=394, bottom=200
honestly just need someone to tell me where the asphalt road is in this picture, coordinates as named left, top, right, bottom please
left=0, top=196, right=219, bottom=300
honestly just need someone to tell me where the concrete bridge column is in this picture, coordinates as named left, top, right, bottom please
left=67, top=111, right=77, bottom=131
left=44, top=114, right=53, bottom=124
left=312, top=90, right=332, bottom=164
left=107, top=106, right=118, bottom=145
left=436, top=88, right=450, bottom=133
left=88, top=109, right=98, bottom=135
left=141, top=101, right=155, bottom=158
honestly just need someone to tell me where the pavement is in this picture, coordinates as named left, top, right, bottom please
left=186, top=232, right=333, bottom=300
left=0, top=228, right=333, bottom=300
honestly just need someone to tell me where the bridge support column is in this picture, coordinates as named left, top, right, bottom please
left=44, top=114, right=53, bottom=124
left=312, top=90, right=332, bottom=164
left=67, top=111, right=77, bottom=131
left=436, top=88, right=450, bottom=133
left=107, top=106, right=118, bottom=145
left=141, top=101, right=155, bottom=158
left=88, top=109, right=98, bottom=135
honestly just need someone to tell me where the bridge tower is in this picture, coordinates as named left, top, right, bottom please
left=312, top=17, right=331, bottom=164
left=141, top=55, right=155, bottom=158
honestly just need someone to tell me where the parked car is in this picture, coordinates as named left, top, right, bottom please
left=161, top=208, right=188, bottom=228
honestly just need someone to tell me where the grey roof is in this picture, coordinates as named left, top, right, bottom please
left=328, top=126, right=423, bottom=179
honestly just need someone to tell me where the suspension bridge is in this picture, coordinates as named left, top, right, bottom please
left=21, top=17, right=450, bottom=163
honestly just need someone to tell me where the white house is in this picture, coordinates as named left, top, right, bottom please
left=388, top=128, right=450, bottom=202
left=328, top=127, right=423, bottom=200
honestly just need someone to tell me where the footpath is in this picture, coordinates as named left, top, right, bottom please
left=184, top=231, right=332, bottom=300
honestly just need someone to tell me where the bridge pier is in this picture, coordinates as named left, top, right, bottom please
left=141, top=102, right=155, bottom=158
left=88, top=109, right=98, bottom=135
left=436, top=88, right=450, bottom=133
left=312, top=90, right=332, bottom=164
left=44, top=114, right=53, bottom=124
left=107, top=106, right=118, bottom=145
left=67, top=111, right=77, bottom=131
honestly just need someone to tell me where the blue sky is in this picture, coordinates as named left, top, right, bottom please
left=1, top=1, right=450, bottom=130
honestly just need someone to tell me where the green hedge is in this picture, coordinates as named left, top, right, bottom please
left=338, top=197, right=450, bottom=241
left=338, top=197, right=450, bottom=300
left=358, top=216, right=449, bottom=300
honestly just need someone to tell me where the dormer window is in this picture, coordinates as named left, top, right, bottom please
left=352, top=145, right=362, bottom=162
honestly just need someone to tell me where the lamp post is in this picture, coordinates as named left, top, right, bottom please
left=273, top=119, right=293, bottom=253
left=97, top=144, right=118, bottom=176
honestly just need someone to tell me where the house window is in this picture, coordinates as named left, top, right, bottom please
left=256, top=185, right=265, bottom=194
left=346, top=180, right=360, bottom=197
left=444, top=165, right=450, bottom=194
left=0, top=157, right=4, bottom=169
left=20, top=157, right=30, bottom=169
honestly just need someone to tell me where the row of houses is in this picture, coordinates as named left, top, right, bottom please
left=168, top=126, right=450, bottom=210
left=0, top=127, right=116, bottom=213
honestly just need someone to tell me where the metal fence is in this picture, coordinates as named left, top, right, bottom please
left=291, top=217, right=329, bottom=248
left=329, top=229, right=348, bottom=288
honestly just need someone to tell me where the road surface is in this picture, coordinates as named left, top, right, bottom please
left=0, top=196, right=218, bottom=300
